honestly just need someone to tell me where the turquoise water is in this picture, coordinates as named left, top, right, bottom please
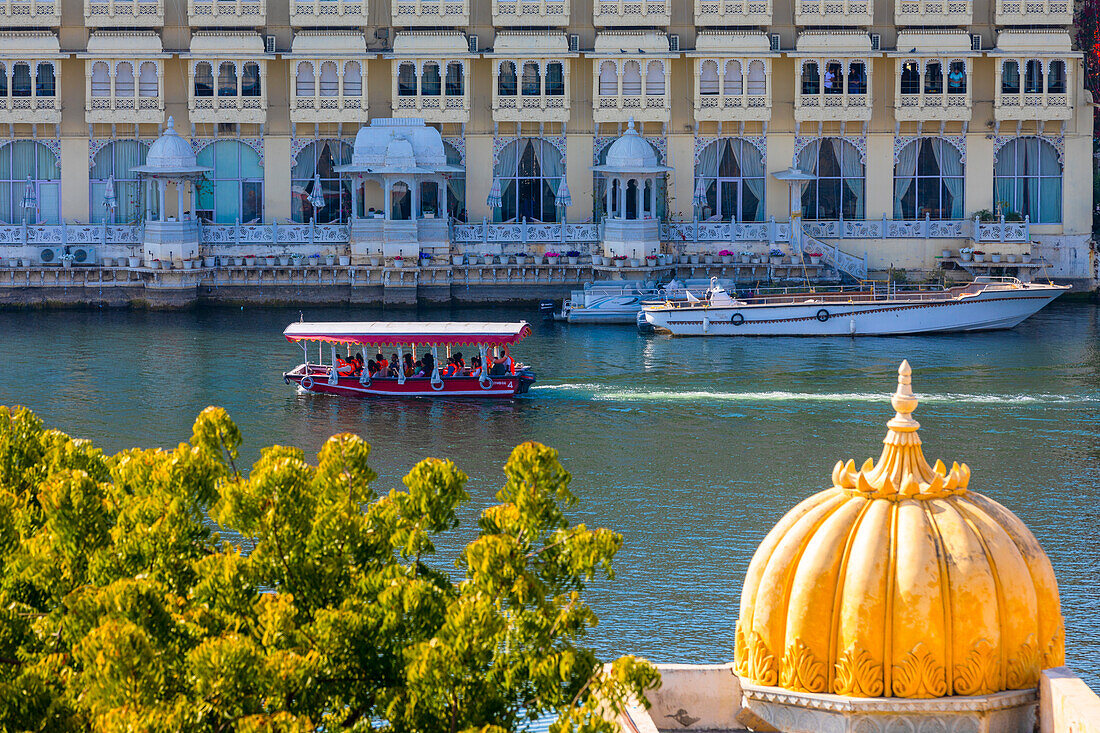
left=1, top=301, right=1097, bottom=689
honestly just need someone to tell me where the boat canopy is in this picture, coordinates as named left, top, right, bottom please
left=283, top=321, right=532, bottom=347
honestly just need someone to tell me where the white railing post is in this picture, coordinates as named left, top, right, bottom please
left=61, top=218, right=67, bottom=249
left=234, top=217, right=240, bottom=246
left=101, top=219, right=108, bottom=248
left=999, top=213, right=1005, bottom=243
left=482, top=215, right=488, bottom=244
left=972, top=215, right=979, bottom=243
left=692, top=215, right=698, bottom=243
left=272, top=218, right=278, bottom=247
left=769, top=215, right=776, bottom=244
left=924, top=212, right=930, bottom=238
left=1024, top=214, right=1030, bottom=241
left=561, top=215, right=566, bottom=244
left=881, top=213, right=887, bottom=237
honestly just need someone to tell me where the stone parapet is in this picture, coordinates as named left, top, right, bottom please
left=1040, top=667, right=1100, bottom=733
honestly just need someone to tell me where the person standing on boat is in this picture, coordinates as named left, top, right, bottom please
left=489, top=346, right=514, bottom=376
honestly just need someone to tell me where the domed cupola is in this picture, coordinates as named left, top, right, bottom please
left=603, top=119, right=660, bottom=171
left=140, top=116, right=205, bottom=174
left=734, top=361, right=1064, bottom=700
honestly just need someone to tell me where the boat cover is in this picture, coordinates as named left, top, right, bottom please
left=283, top=321, right=532, bottom=346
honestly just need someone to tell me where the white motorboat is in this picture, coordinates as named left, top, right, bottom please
left=641, top=276, right=1068, bottom=336
left=560, top=278, right=732, bottom=324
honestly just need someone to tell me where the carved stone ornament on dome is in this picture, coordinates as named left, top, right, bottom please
left=733, top=361, right=1065, bottom=703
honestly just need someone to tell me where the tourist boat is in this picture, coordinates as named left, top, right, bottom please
left=559, top=278, right=732, bottom=324
left=282, top=321, right=536, bottom=397
left=640, top=276, right=1069, bottom=336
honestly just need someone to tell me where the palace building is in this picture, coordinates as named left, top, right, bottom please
left=0, top=0, right=1092, bottom=285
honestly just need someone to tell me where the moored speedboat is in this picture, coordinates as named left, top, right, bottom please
left=282, top=321, right=535, bottom=397
left=642, top=276, right=1068, bottom=336
left=559, top=278, right=733, bottom=324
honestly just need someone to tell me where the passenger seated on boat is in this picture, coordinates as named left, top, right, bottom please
left=416, top=353, right=436, bottom=377
left=402, top=354, right=416, bottom=377
left=335, top=355, right=356, bottom=377
left=389, top=354, right=399, bottom=377
left=375, top=353, right=389, bottom=374
left=353, top=353, right=364, bottom=376
left=367, top=359, right=378, bottom=377
left=489, top=346, right=514, bottom=376
left=469, top=356, right=482, bottom=378
left=453, top=352, right=465, bottom=370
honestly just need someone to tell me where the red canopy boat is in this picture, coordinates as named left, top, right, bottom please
left=282, top=321, right=536, bottom=398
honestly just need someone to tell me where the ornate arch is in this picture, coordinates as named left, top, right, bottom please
left=992, top=134, right=1064, bottom=166
left=193, top=136, right=264, bottom=165
left=694, top=135, right=767, bottom=165
left=493, top=135, right=567, bottom=169
left=893, top=135, right=967, bottom=165
left=794, top=134, right=867, bottom=165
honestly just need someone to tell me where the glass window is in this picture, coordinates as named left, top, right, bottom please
left=545, top=62, right=564, bottom=96
left=295, top=62, right=315, bottom=97
left=195, top=140, right=264, bottom=224
left=723, top=60, right=743, bottom=95
left=344, top=62, right=362, bottom=96
left=138, top=62, right=158, bottom=97
left=290, top=140, right=352, bottom=224
left=801, top=62, right=819, bottom=95
left=847, top=62, right=866, bottom=94
left=421, top=62, right=440, bottom=96
left=1048, top=60, right=1066, bottom=93
left=318, top=62, right=338, bottom=97
left=90, top=140, right=147, bottom=224
left=398, top=63, right=416, bottom=96
left=241, top=63, right=260, bottom=97
left=217, top=62, right=237, bottom=97
left=115, top=62, right=134, bottom=97
left=390, top=181, right=411, bottom=220
left=924, top=62, right=943, bottom=94
left=900, top=61, right=920, bottom=95
left=35, top=63, right=54, bottom=97
left=893, top=138, right=964, bottom=220
left=498, top=61, right=517, bottom=96
left=994, top=137, right=1062, bottom=223
left=0, top=141, right=60, bottom=224
left=12, top=64, right=30, bottom=97
left=91, top=62, right=110, bottom=98
left=1025, top=60, right=1043, bottom=93
left=194, top=62, right=213, bottom=97
left=492, top=138, right=564, bottom=223
left=622, top=61, right=641, bottom=95
left=797, top=138, right=864, bottom=220
left=824, top=62, right=843, bottom=94
left=445, top=62, right=463, bottom=96
left=645, top=61, right=664, bottom=95
left=444, top=141, right=465, bottom=222
left=1002, top=60, right=1020, bottom=94
left=0, top=64, right=6, bottom=97
left=598, top=61, right=617, bottom=95
left=947, top=61, right=966, bottom=94
left=700, top=60, right=719, bottom=95
left=521, top=62, right=540, bottom=96
left=694, top=138, right=765, bottom=222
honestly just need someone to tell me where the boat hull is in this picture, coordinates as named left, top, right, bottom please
left=284, top=367, right=533, bottom=398
left=643, top=286, right=1067, bottom=336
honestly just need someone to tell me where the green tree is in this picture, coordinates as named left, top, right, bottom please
left=0, top=405, right=658, bottom=732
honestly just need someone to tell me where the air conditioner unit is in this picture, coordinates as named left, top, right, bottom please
left=568, top=33, right=579, bottom=53
left=870, top=33, right=880, bottom=51
left=468, top=34, right=478, bottom=53
left=668, top=33, right=679, bottom=52
left=264, top=34, right=276, bottom=54
left=769, top=33, right=781, bottom=52
left=38, top=246, right=62, bottom=266
left=970, top=33, right=982, bottom=51
left=70, top=246, right=96, bottom=266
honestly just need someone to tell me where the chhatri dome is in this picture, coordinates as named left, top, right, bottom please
left=137, top=116, right=206, bottom=174
left=601, top=119, right=663, bottom=172
left=734, top=361, right=1064, bottom=699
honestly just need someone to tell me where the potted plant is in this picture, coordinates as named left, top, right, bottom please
left=990, top=253, right=1002, bottom=263
left=566, top=250, right=581, bottom=265
left=6, top=256, right=17, bottom=267
left=452, top=253, right=465, bottom=265
left=739, top=251, right=752, bottom=264
left=100, top=256, right=114, bottom=267
left=646, top=254, right=658, bottom=266
left=183, top=258, right=195, bottom=270
left=592, top=254, right=605, bottom=266
left=689, top=253, right=700, bottom=265
left=204, top=255, right=217, bottom=268
left=629, top=257, right=641, bottom=267
left=308, top=253, right=321, bottom=266
left=717, top=249, right=732, bottom=264
left=1021, top=252, right=1033, bottom=264
left=613, top=255, right=627, bottom=268
left=515, top=252, right=528, bottom=266
left=325, top=251, right=336, bottom=266
left=151, top=258, right=162, bottom=270
left=972, top=250, right=986, bottom=263
left=60, top=252, right=74, bottom=269
left=264, top=254, right=276, bottom=266
left=419, top=252, right=432, bottom=266
left=369, top=254, right=381, bottom=266
left=973, top=209, right=995, bottom=223
left=959, top=247, right=973, bottom=262
left=393, top=254, right=405, bottom=268
left=941, top=248, right=952, bottom=259
left=244, top=254, right=256, bottom=267
left=806, top=250, right=823, bottom=265
left=129, top=254, right=141, bottom=268
left=1006, top=253, right=1017, bottom=263
left=701, top=253, right=713, bottom=265
left=545, top=251, right=560, bottom=265
left=280, top=252, right=291, bottom=266
left=1004, top=211, right=1024, bottom=223
left=339, top=253, right=351, bottom=266
left=769, top=248, right=785, bottom=265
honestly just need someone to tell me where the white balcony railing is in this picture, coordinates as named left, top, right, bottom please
left=494, top=93, right=568, bottom=121
left=795, top=0, right=870, bottom=23
left=593, top=0, right=669, bottom=26
left=392, top=0, right=468, bottom=25
left=694, top=0, right=771, bottom=24
left=188, top=0, right=266, bottom=25
left=289, top=0, right=368, bottom=24
left=595, top=92, right=669, bottom=122
left=493, top=0, right=568, bottom=24
left=85, top=0, right=163, bottom=25
left=996, top=0, right=1071, bottom=23
left=0, top=0, right=59, bottom=25
left=895, top=0, right=971, bottom=24
left=393, top=94, right=469, bottom=122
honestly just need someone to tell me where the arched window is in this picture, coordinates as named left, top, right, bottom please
left=421, top=62, right=441, bottom=96
left=797, top=138, right=864, bottom=220
left=947, top=61, right=966, bottom=94
left=824, top=61, right=843, bottom=94
left=893, top=138, right=964, bottom=220
left=599, top=61, right=617, bottom=95
left=1048, top=60, right=1066, bottom=93
left=291, top=140, right=352, bottom=224
left=847, top=61, right=866, bottom=94
left=521, top=62, right=541, bottom=96
left=445, top=62, right=463, bottom=95
left=622, top=61, right=641, bottom=95
left=491, top=138, right=564, bottom=223
left=241, top=63, right=260, bottom=96
left=444, top=140, right=465, bottom=222
left=390, top=181, right=411, bottom=220
left=924, top=62, right=942, bottom=94
left=217, top=62, right=237, bottom=97
left=0, top=64, right=6, bottom=96
left=1025, top=59, right=1043, bottom=93
left=398, top=63, right=417, bottom=96
left=344, top=61, right=362, bottom=96
left=90, top=140, right=147, bottom=223
left=1002, top=60, right=1020, bottom=94
left=115, top=62, right=134, bottom=97
left=645, top=61, right=664, bottom=95
left=498, top=61, right=517, bottom=96
left=994, top=137, right=1062, bottom=223
left=138, top=62, right=158, bottom=97
left=195, top=140, right=263, bottom=224
left=318, top=62, right=338, bottom=97
left=801, top=62, right=819, bottom=95
left=747, top=60, right=765, bottom=95
left=694, top=138, right=765, bottom=222
left=91, top=61, right=111, bottom=97
left=723, top=60, right=743, bottom=95
left=546, top=62, right=564, bottom=95
left=35, top=63, right=54, bottom=97
left=194, top=62, right=213, bottom=97
left=900, top=61, right=920, bottom=95
left=11, top=64, right=30, bottom=97
left=699, top=60, right=719, bottom=95
left=0, top=141, right=60, bottom=223
left=295, top=62, right=315, bottom=97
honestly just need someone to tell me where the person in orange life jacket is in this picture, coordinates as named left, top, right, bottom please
left=367, top=359, right=378, bottom=377
left=443, top=356, right=459, bottom=376
left=335, top=354, right=356, bottom=377
left=375, top=352, right=389, bottom=374
left=468, top=356, right=483, bottom=378
left=453, top=352, right=465, bottom=370
left=352, top=353, right=364, bottom=376
left=489, top=345, right=514, bottom=376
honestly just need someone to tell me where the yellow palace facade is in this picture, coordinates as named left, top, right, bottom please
left=0, top=0, right=1092, bottom=283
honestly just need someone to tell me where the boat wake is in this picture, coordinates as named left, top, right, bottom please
left=529, top=384, right=1097, bottom=406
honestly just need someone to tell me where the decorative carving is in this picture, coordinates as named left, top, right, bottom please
left=192, top=137, right=265, bottom=165
left=745, top=628, right=778, bottom=686
left=795, top=134, right=868, bottom=165
left=781, top=639, right=827, bottom=692
left=992, top=134, right=1064, bottom=166
left=953, top=638, right=998, bottom=696
left=1042, top=621, right=1065, bottom=668
left=892, top=642, right=947, bottom=698
left=1005, top=634, right=1040, bottom=689
left=834, top=645, right=884, bottom=697
left=893, top=135, right=966, bottom=165
left=734, top=619, right=751, bottom=677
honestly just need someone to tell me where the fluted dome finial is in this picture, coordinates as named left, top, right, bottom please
left=888, top=359, right=919, bottom=432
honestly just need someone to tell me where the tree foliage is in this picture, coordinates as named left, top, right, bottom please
left=0, top=405, right=659, bottom=732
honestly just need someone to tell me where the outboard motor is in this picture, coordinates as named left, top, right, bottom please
left=539, top=300, right=556, bottom=320
left=515, top=367, right=537, bottom=394
left=636, top=310, right=656, bottom=334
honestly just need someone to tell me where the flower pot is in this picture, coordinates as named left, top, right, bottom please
left=629, top=258, right=641, bottom=267
left=245, top=256, right=256, bottom=266
left=592, top=255, right=604, bottom=266
left=308, top=257, right=320, bottom=266
left=280, top=255, right=291, bottom=266
left=810, top=255, right=822, bottom=265
left=974, top=254, right=985, bottom=263
left=689, top=254, right=700, bottom=265
left=128, top=256, right=141, bottom=267
left=1022, top=254, right=1032, bottom=264
left=740, top=255, right=751, bottom=264
left=263, top=256, right=275, bottom=266
left=1006, top=254, right=1017, bottom=263
left=339, top=255, right=351, bottom=266
left=960, top=253, right=973, bottom=262
left=546, top=257, right=560, bottom=266
left=393, top=259, right=404, bottom=268
left=452, top=255, right=464, bottom=265
left=184, top=259, right=195, bottom=270
left=7, top=257, right=17, bottom=267
left=941, top=249, right=952, bottom=259
left=100, top=256, right=113, bottom=267
left=202, top=257, right=215, bottom=267
left=990, top=254, right=1002, bottom=263
left=751, top=257, right=762, bottom=265
left=568, top=256, right=579, bottom=265
left=646, top=258, right=658, bottom=267
left=515, top=256, right=527, bottom=266
left=614, top=259, right=625, bottom=268
left=325, top=255, right=336, bottom=265
left=369, top=255, right=381, bottom=266
left=769, top=256, right=784, bottom=265
left=703, top=255, right=714, bottom=265
left=720, top=255, right=731, bottom=264
left=62, top=259, right=72, bottom=269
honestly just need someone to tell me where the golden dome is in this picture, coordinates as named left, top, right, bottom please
left=734, top=361, right=1064, bottom=699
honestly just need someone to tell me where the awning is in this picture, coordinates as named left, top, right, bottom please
left=691, top=32, right=772, bottom=56
left=283, top=321, right=533, bottom=347
left=389, top=31, right=471, bottom=58
left=591, top=31, right=672, bottom=57
left=489, top=31, right=570, bottom=57
left=82, top=30, right=166, bottom=57
left=187, top=31, right=266, bottom=57
left=286, top=30, right=367, bottom=58
left=0, top=32, right=63, bottom=58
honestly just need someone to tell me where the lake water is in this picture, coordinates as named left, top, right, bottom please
left=1, top=301, right=1097, bottom=690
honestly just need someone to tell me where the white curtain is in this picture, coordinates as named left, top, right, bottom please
left=534, top=139, right=563, bottom=194
left=931, top=139, right=964, bottom=219
left=490, top=140, right=522, bottom=216
left=696, top=141, right=719, bottom=178
left=700, top=61, right=719, bottom=94
left=893, top=140, right=918, bottom=219
left=138, top=62, right=157, bottom=97
left=91, top=62, right=110, bottom=97
left=740, top=141, right=765, bottom=217
left=343, top=62, right=362, bottom=96
left=994, top=142, right=1015, bottom=215
left=796, top=139, right=820, bottom=174
left=723, top=61, right=742, bottom=95
left=837, top=140, right=864, bottom=218
left=1023, top=137, right=1041, bottom=221
left=746, top=60, right=766, bottom=95
left=645, top=62, right=664, bottom=95
left=115, top=62, right=134, bottom=97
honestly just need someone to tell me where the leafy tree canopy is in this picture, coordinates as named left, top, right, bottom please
left=0, top=405, right=658, bottom=732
